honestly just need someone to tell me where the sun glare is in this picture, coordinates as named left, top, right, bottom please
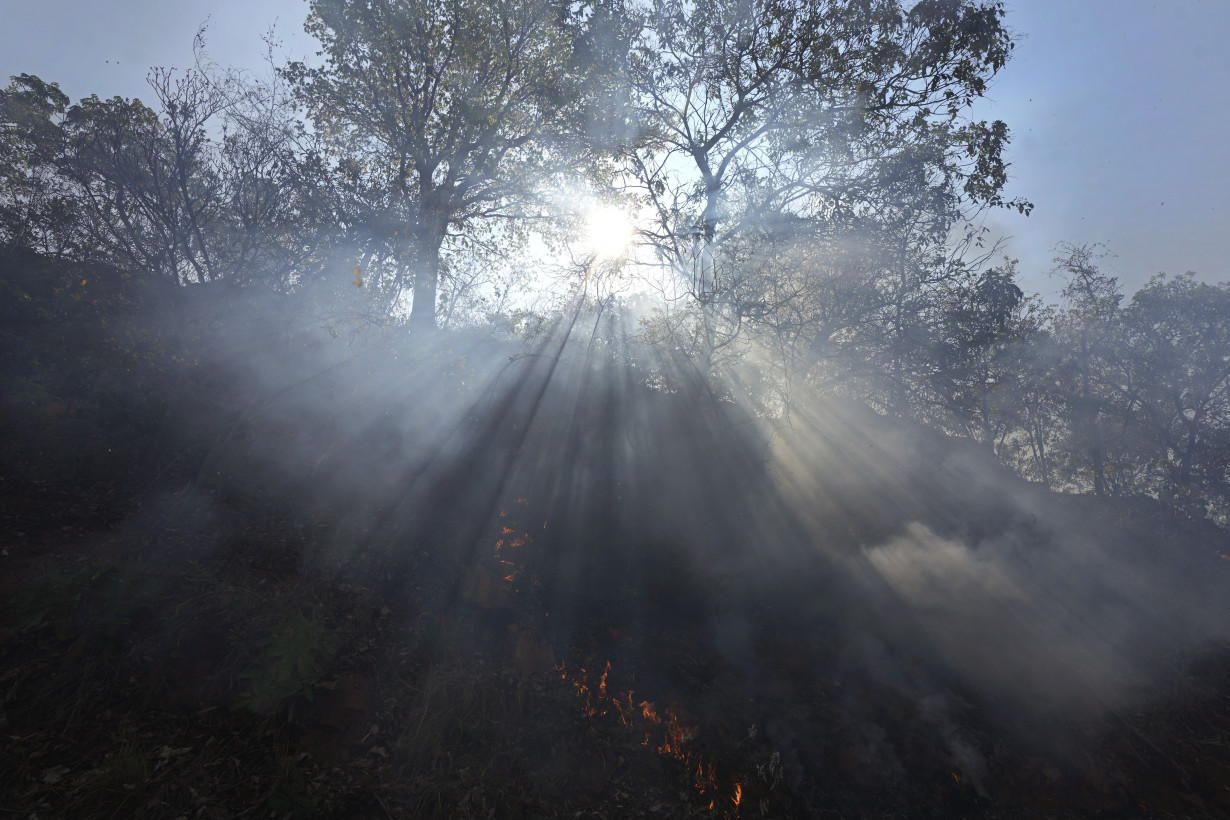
left=584, top=203, right=636, bottom=261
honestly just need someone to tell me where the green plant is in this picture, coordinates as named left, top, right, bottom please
left=236, top=609, right=341, bottom=714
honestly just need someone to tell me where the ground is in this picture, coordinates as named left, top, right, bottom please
left=3, top=250, right=1230, bottom=818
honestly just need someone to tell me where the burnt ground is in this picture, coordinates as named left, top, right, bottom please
left=4, top=251, right=1230, bottom=819
left=3, top=469, right=1230, bottom=820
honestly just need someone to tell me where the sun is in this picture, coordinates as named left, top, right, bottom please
left=583, top=203, right=636, bottom=261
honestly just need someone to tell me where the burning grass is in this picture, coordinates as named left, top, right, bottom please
left=557, top=658, right=756, bottom=816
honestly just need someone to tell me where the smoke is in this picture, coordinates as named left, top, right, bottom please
left=771, top=395, right=1228, bottom=709
left=8, top=2, right=1228, bottom=811
left=123, top=268, right=1229, bottom=804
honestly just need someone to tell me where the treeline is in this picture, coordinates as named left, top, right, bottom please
left=1, top=0, right=1027, bottom=325
left=826, top=246, right=1230, bottom=520
left=1, top=0, right=1227, bottom=521
left=0, top=65, right=336, bottom=292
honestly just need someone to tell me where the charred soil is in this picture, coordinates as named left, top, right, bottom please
left=3, top=252, right=1230, bottom=818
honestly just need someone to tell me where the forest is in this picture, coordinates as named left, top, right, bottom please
left=2, top=0, right=1229, bottom=817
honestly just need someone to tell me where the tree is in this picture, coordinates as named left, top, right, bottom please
left=922, top=261, right=1046, bottom=451
left=1002, top=315, right=1064, bottom=486
left=1048, top=243, right=1128, bottom=495
left=42, top=35, right=331, bottom=291
left=198, top=50, right=339, bottom=292
left=621, top=0, right=1030, bottom=372
left=60, top=81, right=225, bottom=284
left=283, top=0, right=617, bottom=330
left=0, top=74, right=75, bottom=255
left=1121, top=273, right=1230, bottom=513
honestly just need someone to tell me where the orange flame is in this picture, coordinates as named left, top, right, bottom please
left=559, top=660, right=744, bottom=816
left=613, top=690, right=636, bottom=726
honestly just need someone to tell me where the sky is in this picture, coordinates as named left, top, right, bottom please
left=2, top=0, right=1228, bottom=299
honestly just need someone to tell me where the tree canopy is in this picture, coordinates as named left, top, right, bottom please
left=620, top=0, right=1030, bottom=366
left=4, top=2, right=1230, bottom=516
left=282, top=0, right=621, bottom=328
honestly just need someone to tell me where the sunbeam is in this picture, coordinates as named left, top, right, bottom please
left=5, top=1, right=1230, bottom=816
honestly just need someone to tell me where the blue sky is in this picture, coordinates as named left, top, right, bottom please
left=3, top=0, right=1227, bottom=299
left=974, top=1, right=1230, bottom=297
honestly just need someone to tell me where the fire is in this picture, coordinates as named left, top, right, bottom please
left=524, top=499, right=748, bottom=815
left=694, top=760, right=717, bottom=791
left=557, top=659, right=746, bottom=817
left=660, top=711, right=697, bottom=757
left=612, top=690, right=636, bottom=725
left=555, top=662, right=609, bottom=717
left=487, top=506, right=542, bottom=588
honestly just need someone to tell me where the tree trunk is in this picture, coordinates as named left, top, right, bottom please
left=408, top=215, right=447, bottom=333
left=409, top=251, right=440, bottom=332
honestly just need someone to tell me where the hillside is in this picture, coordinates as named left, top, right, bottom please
left=3, top=249, right=1230, bottom=819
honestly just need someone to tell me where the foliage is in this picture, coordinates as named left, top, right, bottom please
left=58, top=55, right=330, bottom=288
left=922, top=261, right=1044, bottom=449
left=4, top=4, right=1230, bottom=522
left=620, top=0, right=1030, bottom=371
left=7, top=7, right=1230, bottom=815
left=236, top=609, right=342, bottom=714
left=0, top=74, right=76, bottom=254
left=282, top=0, right=621, bottom=328
left=1121, top=273, right=1230, bottom=514
left=4, top=188, right=1230, bottom=818
left=2, top=40, right=332, bottom=289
